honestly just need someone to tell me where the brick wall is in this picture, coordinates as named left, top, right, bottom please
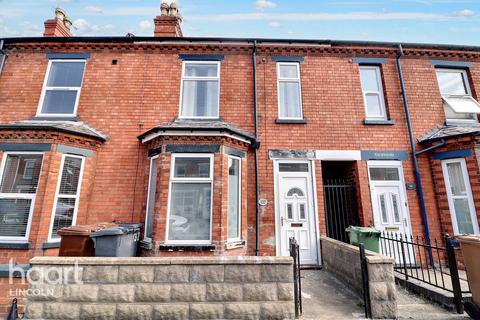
left=24, top=256, right=294, bottom=320
left=0, top=41, right=479, bottom=263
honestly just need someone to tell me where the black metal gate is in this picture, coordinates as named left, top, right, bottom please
left=323, top=178, right=359, bottom=243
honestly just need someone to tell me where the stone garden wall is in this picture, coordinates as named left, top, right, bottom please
left=321, top=236, right=397, bottom=319
left=24, top=256, right=294, bottom=320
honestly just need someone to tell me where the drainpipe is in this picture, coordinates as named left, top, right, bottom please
left=252, top=40, right=261, bottom=256
left=396, top=44, right=433, bottom=263
left=0, top=40, right=5, bottom=75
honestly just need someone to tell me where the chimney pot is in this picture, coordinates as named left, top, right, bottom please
left=160, top=2, right=170, bottom=15
left=55, top=8, right=66, bottom=22
left=63, top=16, right=73, bottom=29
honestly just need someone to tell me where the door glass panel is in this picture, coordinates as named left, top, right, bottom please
left=453, top=198, right=475, bottom=234
left=286, top=203, right=293, bottom=220
left=279, top=163, right=309, bottom=172
left=369, top=167, right=400, bottom=181
left=392, top=193, right=401, bottom=224
left=287, top=187, right=304, bottom=197
left=299, top=203, right=306, bottom=220
left=379, top=194, right=388, bottom=224
left=446, top=162, right=467, bottom=196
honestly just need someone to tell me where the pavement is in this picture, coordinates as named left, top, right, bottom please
left=300, top=269, right=471, bottom=320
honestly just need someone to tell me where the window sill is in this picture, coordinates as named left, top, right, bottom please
left=363, top=119, right=395, bottom=125
left=41, top=241, right=60, bottom=249
left=159, top=244, right=216, bottom=252
left=31, top=115, right=79, bottom=122
left=0, top=242, right=30, bottom=249
left=225, top=240, right=245, bottom=250
left=275, top=118, right=307, bottom=124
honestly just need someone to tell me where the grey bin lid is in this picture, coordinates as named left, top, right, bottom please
left=90, top=227, right=126, bottom=238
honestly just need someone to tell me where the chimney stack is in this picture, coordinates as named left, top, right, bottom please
left=154, top=1, right=183, bottom=37
left=44, top=8, right=72, bottom=37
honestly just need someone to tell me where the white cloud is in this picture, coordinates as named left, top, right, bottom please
left=268, top=21, right=282, bottom=28
left=139, top=20, right=152, bottom=30
left=73, top=18, right=115, bottom=35
left=452, top=9, right=475, bottom=17
left=255, top=0, right=277, bottom=11
left=84, top=5, right=103, bottom=14
left=188, top=11, right=468, bottom=22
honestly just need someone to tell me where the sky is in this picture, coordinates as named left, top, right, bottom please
left=0, top=0, right=480, bottom=45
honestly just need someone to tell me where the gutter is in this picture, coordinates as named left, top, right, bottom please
left=415, top=139, right=446, bottom=156
left=396, top=44, right=433, bottom=263
left=252, top=40, right=261, bottom=256
left=2, top=36, right=480, bottom=53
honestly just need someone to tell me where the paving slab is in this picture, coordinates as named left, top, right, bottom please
left=300, top=269, right=470, bottom=320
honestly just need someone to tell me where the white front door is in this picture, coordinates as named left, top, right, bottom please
left=368, top=161, right=413, bottom=263
left=276, top=161, right=318, bottom=265
left=442, top=158, right=479, bottom=235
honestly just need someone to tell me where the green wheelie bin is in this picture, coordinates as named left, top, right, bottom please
left=346, top=226, right=381, bottom=253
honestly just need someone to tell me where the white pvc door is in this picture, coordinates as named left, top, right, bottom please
left=368, top=161, right=413, bottom=263
left=276, top=162, right=318, bottom=265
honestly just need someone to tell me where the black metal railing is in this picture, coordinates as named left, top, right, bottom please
left=289, top=237, right=302, bottom=318
left=380, top=232, right=470, bottom=313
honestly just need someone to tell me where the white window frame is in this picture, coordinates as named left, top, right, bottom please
left=359, top=65, right=387, bottom=120
left=36, top=59, right=87, bottom=117
left=47, top=154, right=85, bottom=242
left=22, top=159, right=36, bottom=180
left=277, top=62, right=303, bottom=120
left=436, top=68, right=478, bottom=123
left=227, top=155, right=242, bottom=242
left=144, top=155, right=159, bottom=242
left=179, top=61, right=221, bottom=119
left=441, top=158, right=479, bottom=235
left=0, top=152, right=44, bottom=242
left=165, top=153, right=214, bottom=245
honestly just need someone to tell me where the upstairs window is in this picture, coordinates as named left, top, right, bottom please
left=277, top=63, right=303, bottom=119
left=38, top=60, right=86, bottom=117
left=435, top=68, right=480, bottom=122
left=180, top=62, right=220, bottom=118
left=0, top=153, right=43, bottom=241
left=359, top=66, right=387, bottom=120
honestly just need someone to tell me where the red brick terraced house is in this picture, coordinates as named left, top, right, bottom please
left=0, top=3, right=480, bottom=314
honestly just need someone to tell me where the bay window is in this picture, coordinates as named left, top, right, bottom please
left=49, top=155, right=85, bottom=240
left=180, top=62, right=220, bottom=118
left=37, top=60, right=86, bottom=116
left=144, top=156, right=158, bottom=241
left=435, top=68, right=480, bottom=123
left=277, top=62, right=303, bottom=119
left=167, top=154, right=213, bottom=244
left=0, top=153, right=43, bottom=241
left=227, top=156, right=241, bottom=241
left=359, top=66, right=387, bottom=120
left=441, top=158, right=479, bottom=235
